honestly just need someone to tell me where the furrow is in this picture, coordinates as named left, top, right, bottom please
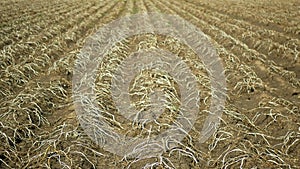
left=0, top=0, right=114, bottom=101
left=0, top=1, right=81, bottom=49
left=170, top=0, right=299, bottom=67
left=0, top=1, right=93, bottom=66
left=154, top=0, right=300, bottom=89
left=185, top=0, right=300, bottom=39
left=0, top=0, right=126, bottom=139
left=0, top=0, right=67, bottom=24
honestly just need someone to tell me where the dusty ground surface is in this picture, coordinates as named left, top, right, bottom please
left=0, top=0, right=299, bottom=168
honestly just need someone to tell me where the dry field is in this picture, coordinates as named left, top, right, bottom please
left=0, top=0, right=299, bottom=168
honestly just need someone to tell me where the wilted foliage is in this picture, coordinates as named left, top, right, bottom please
left=0, top=0, right=299, bottom=168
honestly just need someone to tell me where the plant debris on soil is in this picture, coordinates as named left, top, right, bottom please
left=0, top=0, right=299, bottom=168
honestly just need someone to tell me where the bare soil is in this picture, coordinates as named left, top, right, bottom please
left=0, top=0, right=299, bottom=168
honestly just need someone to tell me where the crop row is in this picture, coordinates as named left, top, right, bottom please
left=144, top=1, right=299, bottom=167
left=119, top=0, right=134, bottom=15
left=0, top=0, right=75, bottom=26
left=0, top=0, right=77, bottom=32
left=0, top=1, right=94, bottom=67
left=0, top=1, right=82, bottom=50
left=136, top=1, right=299, bottom=167
left=149, top=0, right=299, bottom=167
left=1, top=0, right=298, bottom=168
left=149, top=0, right=268, bottom=93
left=219, top=0, right=300, bottom=34
left=0, top=0, right=44, bottom=17
left=143, top=0, right=295, bottom=103
left=170, top=0, right=299, bottom=79
left=135, top=0, right=148, bottom=12
left=180, top=0, right=300, bottom=63
left=0, top=0, right=125, bottom=121
left=1, top=0, right=108, bottom=64
left=1, top=0, right=76, bottom=36
left=156, top=0, right=300, bottom=89
left=185, top=0, right=300, bottom=38
left=0, top=0, right=116, bottom=99
left=0, top=1, right=128, bottom=168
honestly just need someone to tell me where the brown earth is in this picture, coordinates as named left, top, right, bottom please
left=0, top=0, right=299, bottom=168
